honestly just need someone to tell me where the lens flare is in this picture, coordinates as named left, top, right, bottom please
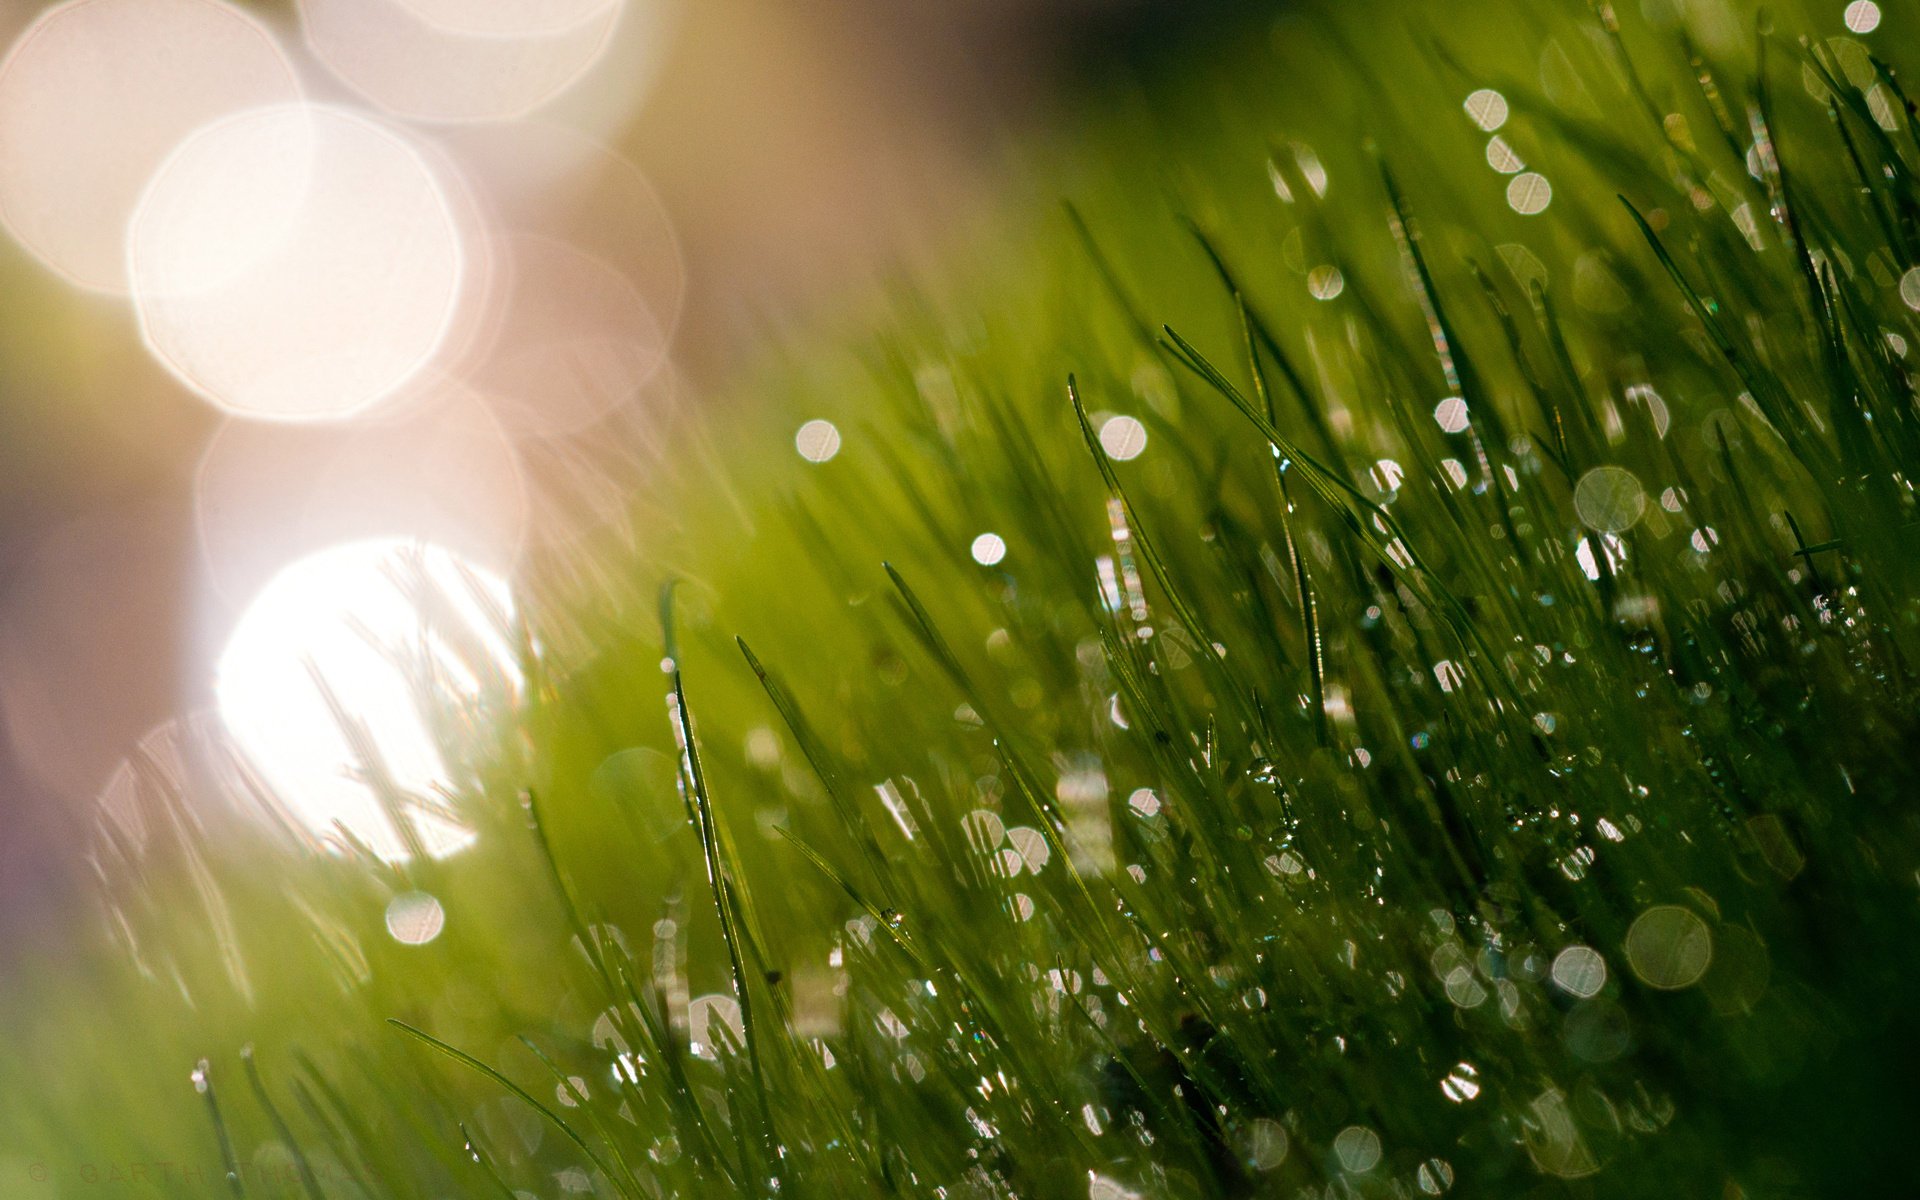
left=195, top=389, right=529, bottom=605
left=299, top=0, right=622, bottom=123
left=214, top=539, right=518, bottom=862
left=0, top=0, right=299, bottom=292
left=129, top=104, right=467, bottom=421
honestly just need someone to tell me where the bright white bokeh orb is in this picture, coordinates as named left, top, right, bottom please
left=129, top=104, right=467, bottom=421
left=385, top=890, right=447, bottom=943
left=1098, top=414, right=1148, bottom=461
left=463, top=234, right=666, bottom=437
left=394, top=0, right=618, bottom=37
left=215, top=538, right=517, bottom=862
left=795, top=419, right=840, bottom=463
left=0, top=0, right=299, bottom=291
left=298, top=0, right=622, bottom=123
left=195, top=389, right=529, bottom=604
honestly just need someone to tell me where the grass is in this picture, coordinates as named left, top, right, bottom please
left=9, top=0, right=1920, bottom=1195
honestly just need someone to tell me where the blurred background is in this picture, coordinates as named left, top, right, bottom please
left=0, top=0, right=1263, bottom=959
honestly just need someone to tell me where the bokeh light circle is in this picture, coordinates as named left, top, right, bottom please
left=1099, top=414, right=1148, bottom=460
left=796, top=419, right=841, bottom=463
left=1507, top=171, right=1553, bottom=215
left=395, top=0, right=619, bottom=37
left=1624, top=905, right=1713, bottom=989
left=129, top=104, right=467, bottom=421
left=0, top=0, right=300, bottom=291
left=385, top=891, right=447, bottom=944
left=461, top=234, right=666, bottom=436
left=194, top=388, right=529, bottom=605
left=299, top=0, right=622, bottom=123
left=1573, top=465, right=1647, bottom=533
left=215, top=538, right=518, bottom=863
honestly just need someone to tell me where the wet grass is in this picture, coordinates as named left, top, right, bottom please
left=11, top=0, right=1920, bottom=1196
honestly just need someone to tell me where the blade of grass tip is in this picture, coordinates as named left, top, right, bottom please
left=386, top=1020, right=627, bottom=1193
left=515, top=1036, right=648, bottom=1198
left=770, top=819, right=1038, bottom=1091
left=1377, top=157, right=1513, bottom=455
left=239, top=1047, right=325, bottom=1200
left=1163, top=327, right=1532, bottom=718
left=1276, top=471, right=1330, bottom=748
left=1618, top=196, right=1823, bottom=465
left=737, top=637, right=894, bottom=887
left=1066, top=376, right=1237, bottom=678
left=661, top=585, right=783, bottom=1195
left=1063, top=200, right=1156, bottom=349
left=879, top=560, right=1138, bottom=973
left=610, top=961, right=738, bottom=1188
left=458, top=1123, right=523, bottom=1200
left=1782, top=510, right=1828, bottom=598
left=1189, top=222, right=1347, bottom=468
left=772, top=826, right=926, bottom=968
left=522, top=787, right=616, bottom=992
left=289, top=1050, right=391, bottom=1188
left=191, top=1059, right=247, bottom=1199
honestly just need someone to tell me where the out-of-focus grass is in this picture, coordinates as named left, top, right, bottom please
left=10, top=0, right=1920, bottom=1195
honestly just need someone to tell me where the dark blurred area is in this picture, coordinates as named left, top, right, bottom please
left=0, top=0, right=1273, bottom=958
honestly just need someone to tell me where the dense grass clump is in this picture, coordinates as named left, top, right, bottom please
left=11, top=1, right=1920, bottom=1196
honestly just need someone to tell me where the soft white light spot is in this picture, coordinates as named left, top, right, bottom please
left=1098, top=414, right=1148, bottom=461
left=1005, top=826, right=1049, bottom=873
left=395, top=0, right=617, bottom=37
left=970, top=533, right=1006, bottom=566
left=795, top=419, right=840, bottom=463
left=1575, top=533, right=1628, bottom=580
left=297, top=0, right=625, bottom=123
left=0, top=0, right=300, bottom=291
left=1127, top=788, right=1160, bottom=817
left=194, top=390, right=529, bottom=605
left=1464, top=88, right=1509, bottom=131
left=1244, top=1118, right=1289, bottom=1170
left=1845, top=0, right=1881, bottom=33
left=687, top=993, right=743, bottom=1060
left=1900, top=266, right=1920, bottom=310
left=1507, top=172, right=1553, bottom=215
left=1441, top=1062, right=1481, bottom=1103
left=1573, top=466, right=1647, bottom=533
left=129, top=104, right=466, bottom=421
left=1417, top=1158, right=1456, bottom=1195
left=1550, top=945, right=1607, bottom=997
left=1333, top=1126, right=1382, bottom=1172
left=1308, top=264, right=1344, bottom=299
left=385, top=891, right=445, bottom=944
left=215, top=538, right=518, bottom=862
left=1433, top=396, right=1471, bottom=433
left=462, top=234, right=666, bottom=437
left=1624, top=383, right=1670, bottom=437
left=1485, top=136, right=1525, bottom=174
left=1624, top=905, right=1713, bottom=989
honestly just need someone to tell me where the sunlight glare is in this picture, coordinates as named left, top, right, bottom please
left=0, top=0, right=298, bottom=291
left=215, top=539, right=517, bottom=862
